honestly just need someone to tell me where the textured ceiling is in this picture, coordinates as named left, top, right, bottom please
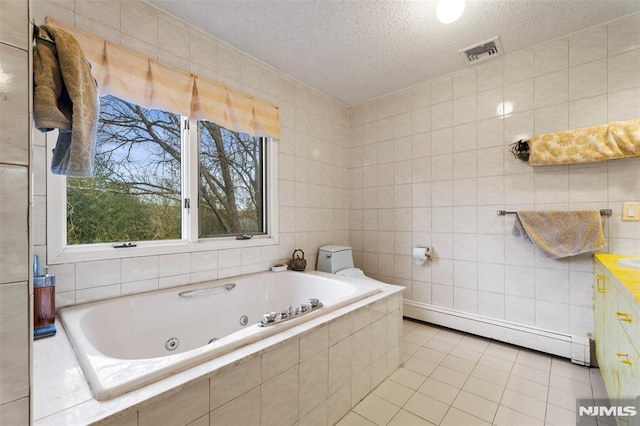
left=146, top=0, right=640, bottom=106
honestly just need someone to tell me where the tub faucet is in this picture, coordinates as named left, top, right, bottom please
left=258, top=298, right=323, bottom=327
left=260, top=312, right=278, bottom=326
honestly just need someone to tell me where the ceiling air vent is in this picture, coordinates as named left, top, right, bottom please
left=459, top=36, right=503, bottom=65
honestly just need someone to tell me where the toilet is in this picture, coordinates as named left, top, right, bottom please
left=316, top=245, right=365, bottom=278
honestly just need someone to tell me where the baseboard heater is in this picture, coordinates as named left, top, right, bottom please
left=403, top=300, right=590, bottom=365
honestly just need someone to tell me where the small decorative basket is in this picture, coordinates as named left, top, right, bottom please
left=288, top=249, right=307, bottom=271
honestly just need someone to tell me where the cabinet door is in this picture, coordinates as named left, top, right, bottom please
left=594, top=265, right=608, bottom=364
left=615, top=335, right=640, bottom=400
left=601, top=272, right=621, bottom=399
left=617, top=287, right=640, bottom=356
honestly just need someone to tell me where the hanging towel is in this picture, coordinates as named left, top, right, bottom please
left=33, top=24, right=99, bottom=176
left=528, top=119, right=640, bottom=165
left=512, top=211, right=607, bottom=258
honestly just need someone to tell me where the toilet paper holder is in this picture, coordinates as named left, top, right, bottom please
left=413, top=246, right=433, bottom=262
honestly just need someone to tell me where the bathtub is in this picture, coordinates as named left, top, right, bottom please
left=59, top=270, right=387, bottom=401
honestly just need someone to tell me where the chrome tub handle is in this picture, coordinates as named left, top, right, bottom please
left=179, top=283, right=236, bottom=298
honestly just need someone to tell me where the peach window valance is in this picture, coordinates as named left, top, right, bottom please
left=45, top=18, right=280, bottom=139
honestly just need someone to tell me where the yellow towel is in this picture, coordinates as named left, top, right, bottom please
left=512, top=211, right=606, bottom=258
left=529, top=119, right=640, bottom=165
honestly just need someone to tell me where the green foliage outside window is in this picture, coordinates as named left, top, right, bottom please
left=66, top=95, right=264, bottom=245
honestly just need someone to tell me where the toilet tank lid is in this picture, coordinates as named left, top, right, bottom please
left=319, top=245, right=352, bottom=253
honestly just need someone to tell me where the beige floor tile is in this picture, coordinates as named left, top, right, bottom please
left=500, top=388, right=547, bottom=420
left=345, top=321, right=609, bottom=426
left=484, top=342, right=519, bottom=362
left=423, top=338, right=455, bottom=354
left=403, top=327, right=439, bottom=346
left=413, top=346, right=447, bottom=364
left=457, top=335, right=490, bottom=353
left=373, top=379, right=414, bottom=407
left=387, top=409, right=437, bottom=426
left=589, top=368, right=606, bottom=388
left=432, top=329, right=465, bottom=345
left=336, top=411, right=377, bottom=426
left=389, top=367, right=427, bottom=390
left=515, top=350, right=552, bottom=373
left=402, top=320, right=419, bottom=336
left=590, top=371, right=608, bottom=399
left=550, top=358, right=591, bottom=384
left=545, top=403, right=576, bottom=426
left=401, top=340, right=421, bottom=356
left=462, top=376, right=505, bottom=403
left=471, top=364, right=510, bottom=387
left=506, top=374, right=549, bottom=401
left=478, top=353, right=514, bottom=373
left=547, top=386, right=584, bottom=411
left=493, top=405, right=544, bottom=426
left=353, top=394, right=400, bottom=425
left=404, top=392, right=450, bottom=425
left=549, top=373, right=594, bottom=396
left=440, top=407, right=491, bottom=426
left=510, top=363, right=550, bottom=386
left=417, top=377, right=461, bottom=405
left=403, top=356, right=438, bottom=377
left=440, top=354, right=476, bottom=374
left=448, top=345, right=483, bottom=363
left=452, top=390, right=498, bottom=423
left=431, top=365, right=469, bottom=388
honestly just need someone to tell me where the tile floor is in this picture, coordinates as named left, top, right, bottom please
left=338, top=319, right=611, bottom=426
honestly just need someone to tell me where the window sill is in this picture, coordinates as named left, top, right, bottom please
left=48, top=234, right=279, bottom=265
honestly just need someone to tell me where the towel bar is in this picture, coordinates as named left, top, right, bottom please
left=497, top=209, right=612, bottom=216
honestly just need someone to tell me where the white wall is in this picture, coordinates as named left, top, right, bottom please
left=28, top=2, right=640, bottom=344
left=32, top=0, right=351, bottom=308
left=0, top=0, right=31, bottom=423
left=347, top=13, right=640, bottom=340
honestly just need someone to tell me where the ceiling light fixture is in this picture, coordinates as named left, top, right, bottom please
left=436, top=0, right=466, bottom=24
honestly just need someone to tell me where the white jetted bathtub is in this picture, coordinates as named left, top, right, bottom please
left=59, top=270, right=386, bottom=400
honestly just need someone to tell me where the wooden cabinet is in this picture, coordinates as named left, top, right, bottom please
left=594, top=255, right=640, bottom=426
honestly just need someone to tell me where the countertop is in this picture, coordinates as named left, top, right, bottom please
left=595, top=253, right=640, bottom=301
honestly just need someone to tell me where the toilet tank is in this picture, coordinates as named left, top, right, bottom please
left=317, top=245, right=354, bottom=274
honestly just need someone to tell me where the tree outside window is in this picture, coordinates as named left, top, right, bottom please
left=67, top=95, right=264, bottom=245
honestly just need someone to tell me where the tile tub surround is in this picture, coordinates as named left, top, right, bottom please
left=347, top=13, right=640, bottom=348
left=33, top=285, right=404, bottom=424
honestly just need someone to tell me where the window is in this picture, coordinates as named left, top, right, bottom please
left=67, top=95, right=182, bottom=244
left=47, top=95, right=277, bottom=262
left=198, top=121, right=264, bottom=238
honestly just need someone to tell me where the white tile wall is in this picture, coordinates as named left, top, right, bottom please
left=0, top=45, right=29, bottom=166
left=32, top=0, right=350, bottom=307
left=0, top=397, right=29, bottom=425
left=349, top=13, right=640, bottom=341
left=0, top=282, right=30, bottom=404
left=1, top=0, right=31, bottom=417
left=15, top=2, right=639, bottom=424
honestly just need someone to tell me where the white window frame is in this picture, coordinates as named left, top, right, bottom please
left=45, top=117, right=279, bottom=264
